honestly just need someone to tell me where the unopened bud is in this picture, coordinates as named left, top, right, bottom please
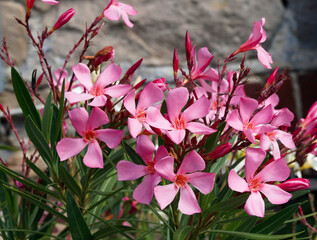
left=0, top=103, right=6, bottom=114
left=209, top=143, right=232, bottom=160
left=185, top=31, right=191, bottom=63
left=152, top=78, right=168, bottom=92
left=265, top=66, right=279, bottom=89
left=26, top=0, right=35, bottom=15
left=126, top=58, right=143, bottom=77
left=277, top=178, right=310, bottom=192
left=50, top=8, right=75, bottom=33
left=173, top=48, right=179, bottom=78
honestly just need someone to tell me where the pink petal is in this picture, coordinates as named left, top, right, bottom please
left=123, top=90, right=136, bottom=116
left=239, top=97, right=258, bottom=123
left=104, top=84, right=131, bottom=98
left=228, top=170, right=249, bottom=193
left=166, top=129, right=186, bottom=144
left=256, top=157, right=290, bottom=182
left=186, top=122, right=216, bottom=135
left=83, top=141, right=103, bottom=168
left=119, top=3, right=137, bottom=15
left=271, top=140, right=281, bottom=160
left=166, top=87, right=188, bottom=123
left=260, top=134, right=272, bottom=151
left=260, top=184, right=292, bottom=204
left=226, top=109, right=243, bottom=131
left=104, top=5, right=121, bottom=20
left=187, top=172, right=215, bottom=194
left=41, top=0, right=59, bottom=5
left=72, top=63, right=93, bottom=90
left=89, top=95, right=108, bottom=107
left=136, top=135, right=156, bottom=163
left=244, top=128, right=256, bottom=144
left=256, top=46, right=273, bottom=69
left=271, top=108, right=294, bottom=127
left=54, top=68, right=68, bottom=82
left=251, top=105, right=273, bottom=126
left=128, top=118, right=143, bottom=138
left=153, top=146, right=170, bottom=163
left=138, top=82, right=164, bottom=110
left=244, top=191, right=265, bottom=217
left=178, top=185, right=201, bottom=215
left=154, top=156, right=176, bottom=182
left=133, top=173, right=161, bottom=205
left=56, top=138, right=87, bottom=161
left=87, top=107, right=109, bottom=130
left=65, top=92, right=93, bottom=104
left=97, top=63, right=122, bottom=88
left=195, top=47, right=213, bottom=75
left=68, top=107, right=89, bottom=136
left=121, top=11, right=134, bottom=28
left=275, top=130, right=295, bottom=149
left=116, top=160, right=146, bottom=180
left=154, top=184, right=179, bottom=210
left=239, top=21, right=262, bottom=52
left=95, top=129, right=123, bottom=149
left=146, top=107, right=173, bottom=130
left=245, top=148, right=266, bottom=180
left=177, top=151, right=205, bottom=175
left=182, top=95, right=211, bottom=122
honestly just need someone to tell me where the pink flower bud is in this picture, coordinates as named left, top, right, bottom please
left=265, top=66, right=279, bottom=89
left=0, top=103, right=6, bottom=114
left=209, top=143, right=232, bottom=160
left=277, top=178, right=310, bottom=192
left=51, top=8, right=75, bottom=32
left=126, top=58, right=143, bottom=77
left=173, top=48, right=179, bottom=77
left=26, top=0, right=35, bottom=12
left=152, top=78, right=168, bottom=92
left=185, top=31, right=192, bottom=67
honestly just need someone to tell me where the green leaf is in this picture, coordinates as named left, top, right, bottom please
left=206, top=230, right=302, bottom=239
left=2, top=184, right=66, bottom=222
left=66, top=191, right=92, bottom=240
left=53, top=80, right=65, bottom=143
left=26, top=158, right=52, bottom=185
left=204, top=121, right=226, bottom=153
left=0, top=145, right=18, bottom=151
left=122, top=141, right=143, bottom=165
left=25, top=116, right=52, bottom=166
left=0, top=229, right=63, bottom=240
left=11, top=67, right=41, bottom=128
left=251, top=203, right=299, bottom=234
left=93, top=226, right=136, bottom=240
left=41, top=92, right=53, bottom=142
left=173, top=226, right=194, bottom=240
left=230, top=216, right=258, bottom=240
left=59, top=164, right=81, bottom=197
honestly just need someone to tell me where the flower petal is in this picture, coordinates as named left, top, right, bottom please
left=104, top=5, right=121, bottom=21
left=244, top=191, right=265, bottom=217
left=186, top=122, right=216, bottom=135
left=146, top=107, right=173, bottom=130
left=178, top=185, right=201, bottom=215
left=260, top=134, right=271, bottom=151
left=256, top=46, right=273, bottom=69
left=182, top=95, right=211, bottom=122
left=154, top=146, right=170, bottom=163
left=121, top=11, right=134, bottom=28
left=68, top=107, right=89, bottom=136
left=251, top=105, right=273, bottom=126
left=256, top=157, right=290, bottom=182
left=187, top=172, right=215, bottom=194
left=87, top=107, right=109, bottom=130
left=226, top=109, right=243, bottom=131
left=136, top=135, right=156, bottom=163
left=239, top=97, right=258, bottom=123
left=72, top=63, right=93, bottom=90
left=133, top=173, right=161, bottom=205
left=154, top=156, right=176, bottom=182
left=228, top=169, right=249, bottom=193
left=260, top=184, right=292, bottom=204
left=123, top=90, right=136, bottom=116
left=167, top=87, right=188, bottom=123
left=97, top=63, right=122, bottom=87
left=83, top=141, right=103, bottom=168
left=95, top=129, right=123, bottom=149
left=177, top=151, right=205, bottom=174
left=244, top=128, right=256, bottom=144
left=116, top=160, right=146, bottom=181
left=104, top=84, right=131, bottom=98
left=65, top=92, right=93, bottom=104
left=196, top=47, right=213, bottom=75
left=275, top=130, right=295, bottom=149
left=56, top=138, right=87, bottom=161
left=138, top=82, right=164, bottom=110
left=154, top=184, right=179, bottom=210
left=128, top=118, right=143, bottom=139
left=166, top=129, right=186, bottom=144
left=89, top=95, right=108, bottom=107
left=245, top=148, right=266, bottom=180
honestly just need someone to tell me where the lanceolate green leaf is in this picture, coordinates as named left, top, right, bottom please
left=173, top=226, right=194, bottom=240
left=25, top=116, right=52, bottom=166
left=122, top=141, right=144, bottom=165
left=11, top=67, right=41, bottom=128
left=26, top=159, right=52, bottom=185
left=66, top=192, right=92, bottom=240
left=41, top=91, right=53, bottom=142
left=206, top=230, right=302, bottom=240
left=59, top=165, right=81, bottom=198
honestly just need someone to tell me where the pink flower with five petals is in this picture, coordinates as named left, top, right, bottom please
left=154, top=151, right=215, bottom=215
left=116, top=135, right=170, bottom=205
left=228, top=148, right=292, bottom=217
left=65, top=63, right=131, bottom=107
left=56, top=107, right=123, bottom=168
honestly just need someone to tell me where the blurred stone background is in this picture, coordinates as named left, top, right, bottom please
left=0, top=0, right=316, bottom=180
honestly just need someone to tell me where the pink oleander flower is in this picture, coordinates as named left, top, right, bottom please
left=259, top=125, right=295, bottom=159
left=234, top=18, right=273, bottom=69
left=146, top=87, right=216, bottom=144
left=301, top=101, right=317, bottom=135
left=154, top=151, right=215, bottom=215
left=51, top=8, right=75, bottom=32
left=103, top=0, right=137, bottom=28
left=124, top=82, right=164, bottom=138
left=116, top=135, right=170, bottom=205
left=227, top=97, right=273, bottom=143
left=277, top=178, right=310, bottom=192
left=65, top=63, right=131, bottom=107
left=41, top=0, right=59, bottom=5
left=191, top=46, right=216, bottom=82
left=228, top=148, right=292, bottom=217
left=56, top=107, right=123, bottom=168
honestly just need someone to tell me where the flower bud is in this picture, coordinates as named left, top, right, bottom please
left=0, top=103, right=6, bottom=114
left=153, top=78, right=168, bottom=92
left=50, top=8, right=75, bottom=33
left=185, top=31, right=191, bottom=64
left=264, top=66, right=279, bottom=89
left=173, top=48, right=179, bottom=78
left=26, top=0, right=35, bottom=14
left=277, top=178, right=310, bottom=192
left=208, top=143, right=232, bottom=160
